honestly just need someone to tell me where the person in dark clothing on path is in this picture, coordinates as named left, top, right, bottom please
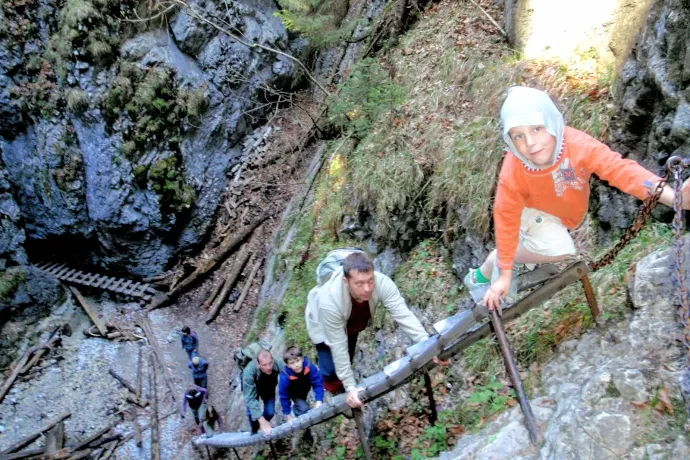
left=203, top=405, right=224, bottom=437
left=181, top=384, right=207, bottom=434
left=279, top=346, right=324, bottom=422
left=180, top=326, right=199, bottom=360
left=189, top=355, right=209, bottom=390
left=243, top=349, right=285, bottom=435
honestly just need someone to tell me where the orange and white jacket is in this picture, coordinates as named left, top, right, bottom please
left=494, top=126, right=660, bottom=270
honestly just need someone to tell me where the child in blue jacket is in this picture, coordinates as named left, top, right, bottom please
left=279, top=346, right=324, bottom=421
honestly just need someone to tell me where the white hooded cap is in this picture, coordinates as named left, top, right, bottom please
left=500, top=87, right=564, bottom=170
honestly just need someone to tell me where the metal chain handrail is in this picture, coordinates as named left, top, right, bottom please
left=588, top=172, right=669, bottom=272
left=589, top=155, right=690, bottom=415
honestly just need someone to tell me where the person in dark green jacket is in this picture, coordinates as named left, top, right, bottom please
left=242, top=349, right=285, bottom=435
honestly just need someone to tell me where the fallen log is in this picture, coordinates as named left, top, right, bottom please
left=205, top=245, right=252, bottom=324
left=99, top=440, right=118, bottom=460
left=202, top=258, right=234, bottom=309
left=125, top=394, right=148, bottom=408
left=149, top=354, right=161, bottom=460
left=147, top=212, right=270, bottom=311
left=65, top=450, right=92, bottom=460
left=44, top=421, right=65, bottom=453
left=70, top=420, right=117, bottom=453
left=108, top=368, right=135, bottom=394
left=1, top=342, right=60, bottom=404
left=19, top=327, right=62, bottom=375
left=111, top=371, right=145, bottom=403
left=69, top=287, right=108, bottom=337
left=233, top=257, right=263, bottom=313
left=133, top=418, right=142, bottom=448
left=0, top=448, right=45, bottom=459
left=136, top=345, right=143, bottom=401
left=118, top=410, right=176, bottom=445
left=87, top=434, right=121, bottom=449
left=0, top=412, right=71, bottom=455
left=137, top=319, right=179, bottom=413
left=109, top=368, right=149, bottom=408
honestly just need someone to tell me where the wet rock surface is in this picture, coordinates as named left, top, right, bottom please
left=0, top=0, right=301, bottom=276
left=598, top=0, right=690, bottom=234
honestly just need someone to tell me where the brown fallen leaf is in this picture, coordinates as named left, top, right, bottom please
left=631, top=400, right=649, bottom=409
left=658, top=387, right=675, bottom=415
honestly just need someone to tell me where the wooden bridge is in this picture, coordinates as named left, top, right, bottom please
left=34, top=262, right=160, bottom=302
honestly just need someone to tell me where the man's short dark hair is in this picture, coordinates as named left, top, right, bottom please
left=181, top=326, right=190, bottom=335
left=284, top=346, right=303, bottom=362
left=343, top=252, right=374, bottom=278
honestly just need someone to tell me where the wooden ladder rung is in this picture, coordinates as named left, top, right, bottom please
left=100, top=277, right=117, bottom=290
left=91, top=275, right=108, bottom=288
left=82, top=273, right=98, bottom=287
left=61, top=269, right=77, bottom=280
left=41, top=262, right=59, bottom=272
left=54, top=265, right=72, bottom=277
left=135, top=284, right=150, bottom=297
left=67, top=271, right=85, bottom=282
left=47, top=263, right=66, bottom=274
left=116, top=280, right=132, bottom=293
left=123, top=282, right=141, bottom=296
left=108, top=279, right=124, bottom=291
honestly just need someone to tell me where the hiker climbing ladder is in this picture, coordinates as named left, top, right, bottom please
left=34, top=261, right=159, bottom=301
left=196, top=261, right=599, bottom=452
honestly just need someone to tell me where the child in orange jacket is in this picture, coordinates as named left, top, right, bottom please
left=463, top=86, right=690, bottom=310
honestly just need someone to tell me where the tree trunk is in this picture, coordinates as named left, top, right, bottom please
left=149, top=354, right=161, bottom=460
left=147, top=212, right=270, bottom=311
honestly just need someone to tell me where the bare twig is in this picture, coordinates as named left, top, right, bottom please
left=165, top=0, right=331, bottom=96
left=468, top=0, right=507, bottom=37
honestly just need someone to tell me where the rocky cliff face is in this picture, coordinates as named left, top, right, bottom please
left=598, top=0, right=690, bottom=233
left=0, top=0, right=303, bottom=276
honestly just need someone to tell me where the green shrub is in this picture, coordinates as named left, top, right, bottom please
left=183, top=88, right=208, bottom=119
left=121, top=141, right=137, bottom=158
left=275, top=0, right=351, bottom=48
left=148, top=156, right=196, bottom=213
left=326, top=58, right=406, bottom=138
left=86, top=38, right=113, bottom=62
left=60, top=0, right=101, bottom=29
left=66, top=89, right=89, bottom=114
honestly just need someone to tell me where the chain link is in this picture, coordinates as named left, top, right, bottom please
left=589, top=174, right=669, bottom=272
left=669, top=160, right=690, bottom=358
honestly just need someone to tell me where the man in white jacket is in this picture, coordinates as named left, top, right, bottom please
left=305, top=252, right=440, bottom=408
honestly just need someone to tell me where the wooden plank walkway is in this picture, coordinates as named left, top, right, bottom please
left=34, top=262, right=159, bottom=301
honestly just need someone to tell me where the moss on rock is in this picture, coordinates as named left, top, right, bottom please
left=0, top=266, right=28, bottom=302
